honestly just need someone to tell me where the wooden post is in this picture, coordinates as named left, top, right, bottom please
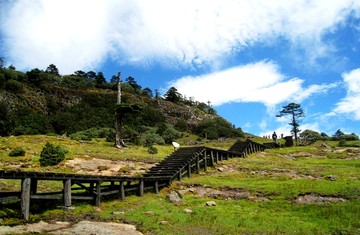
left=119, top=181, right=125, bottom=200
left=89, top=182, right=94, bottom=195
left=139, top=180, right=144, bottom=196
left=215, top=152, right=219, bottom=163
left=203, top=152, right=207, bottom=172
left=210, top=151, right=215, bottom=166
left=154, top=181, right=159, bottom=194
left=21, top=178, right=31, bottom=220
left=178, top=170, right=182, bottom=181
left=30, top=179, right=37, bottom=195
left=196, top=155, right=200, bottom=173
left=95, top=181, right=101, bottom=206
left=187, top=164, right=192, bottom=178
left=63, top=179, right=72, bottom=207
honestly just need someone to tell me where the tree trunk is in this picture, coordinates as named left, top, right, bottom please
left=115, top=72, right=126, bottom=148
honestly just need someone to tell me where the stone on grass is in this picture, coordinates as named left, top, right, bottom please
left=326, top=175, right=336, bottom=181
left=165, top=191, right=182, bottom=203
left=112, top=211, right=125, bottom=215
left=184, top=208, right=193, bottom=214
left=205, top=201, right=217, bottom=206
left=144, top=211, right=154, bottom=216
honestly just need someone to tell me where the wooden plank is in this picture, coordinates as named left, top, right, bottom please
left=71, top=195, right=93, bottom=200
left=21, top=178, right=31, bottom=220
left=0, top=195, right=19, bottom=202
left=31, top=195, right=62, bottom=200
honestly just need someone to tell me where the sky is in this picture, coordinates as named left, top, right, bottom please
left=1, top=0, right=360, bottom=137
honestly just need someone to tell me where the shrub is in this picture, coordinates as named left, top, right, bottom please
left=39, top=142, right=68, bottom=166
left=175, top=119, right=188, bottom=132
left=70, top=128, right=113, bottom=141
left=5, top=79, right=23, bottom=93
left=338, top=139, right=347, bottom=147
left=9, top=147, right=26, bottom=157
left=140, top=128, right=165, bottom=147
left=160, top=124, right=182, bottom=144
left=148, top=146, right=158, bottom=154
left=12, top=112, right=52, bottom=135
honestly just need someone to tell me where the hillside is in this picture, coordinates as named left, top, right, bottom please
left=0, top=67, right=244, bottom=142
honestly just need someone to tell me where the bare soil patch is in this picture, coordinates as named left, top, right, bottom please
left=65, top=157, right=155, bottom=176
left=0, top=220, right=143, bottom=235
left=294, top=193, right=348, bottom=204
left=178, top=186, right=270, bottom=202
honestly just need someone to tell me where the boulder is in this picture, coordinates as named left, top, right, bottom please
left=165, top=191, right=182, bottom=203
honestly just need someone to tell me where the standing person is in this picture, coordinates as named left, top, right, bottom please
left=272, top=132, right=277, bottom=143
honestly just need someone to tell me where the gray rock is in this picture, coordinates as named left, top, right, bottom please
left=327, top=175, right=336, bottom=181
left=166, top=191, right=182, bottom=203
left=205, top=201, right=217, bottom=206
left=184, top=208, right=193, bottom=214
left=144, top=211, right=154, bottom=216
left=112, top=211, right=125, bottom=215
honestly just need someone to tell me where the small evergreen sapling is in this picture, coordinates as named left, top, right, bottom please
left=39, top=142, right=68, bottom=166
left=9, top=147, right=26, bottom=157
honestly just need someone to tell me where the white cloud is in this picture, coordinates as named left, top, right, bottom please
left=294, top=82, right=340, bottom=103
left=169, top=61, right=337, bottom=107
left=333, top=68, right=360, bottom=120
left=1, top=0, right=113, bottom=73
left=1, top=0, right=360, bottom=73
left=169, top=61, right=298, bottom=106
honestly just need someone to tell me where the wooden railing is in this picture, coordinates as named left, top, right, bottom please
left=0, top=140, right=265, bottom=219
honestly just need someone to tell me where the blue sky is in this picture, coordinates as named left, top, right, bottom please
left=1, top=0, right=360, bottom=137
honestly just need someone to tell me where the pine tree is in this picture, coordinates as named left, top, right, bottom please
left=276, top=103, right=304, bottom=145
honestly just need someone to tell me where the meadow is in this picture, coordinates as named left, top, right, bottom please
left=0, top=135, right=359, bottom=234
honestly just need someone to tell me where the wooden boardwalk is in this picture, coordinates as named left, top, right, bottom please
left=0, top=139, right=265, bottom=219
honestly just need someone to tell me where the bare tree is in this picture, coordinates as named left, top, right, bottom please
left=115, top=72, right=126, bottom=148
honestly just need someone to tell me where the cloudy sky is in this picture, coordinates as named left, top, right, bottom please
left=1, top=0, right=360, bottom=137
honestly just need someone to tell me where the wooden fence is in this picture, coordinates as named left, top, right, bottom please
left=0, top=139, right=266, bottom=219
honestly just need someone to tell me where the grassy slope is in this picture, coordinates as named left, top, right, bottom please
left=0, top=135, right=359, bottom=234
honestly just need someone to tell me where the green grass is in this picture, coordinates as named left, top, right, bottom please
left=0, top=135, right=360, bottom=234
left=0, top=135, right=175, bottom=172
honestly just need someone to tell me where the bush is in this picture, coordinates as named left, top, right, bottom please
left=5, top=79, right=23, bottom=93
left=175, top=119, right=188, bottom=132
left=160, top=124, right=182, bottom=144
left=9, top=147, right=26, bottom=157
left=148, top=146, right=158, bottom=154
left=338, top=139, right=347, bottom=147
left=140, top=128, right=165, bottom=147
left=11, top=112, right=52, bottom=135
left=69, top=128, right=113, bottom=141
left=39, top=142, right=67, bottom=166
